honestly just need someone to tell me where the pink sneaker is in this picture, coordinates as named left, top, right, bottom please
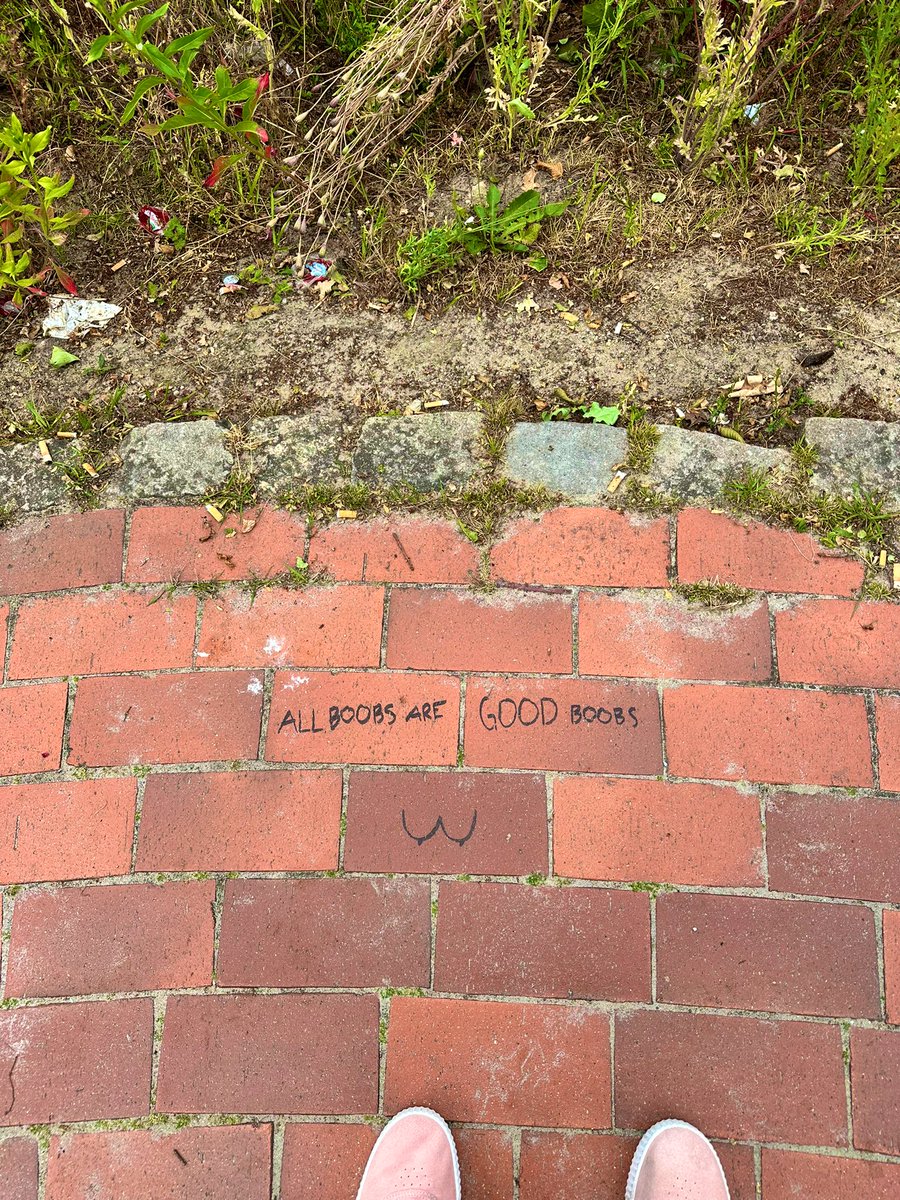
left=356, top=1107, right=461, bottom=1200
left=626, top=1119, right=730, bottom=1200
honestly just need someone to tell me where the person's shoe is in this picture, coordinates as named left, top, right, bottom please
left=626, top=1119, right=730, bottom=1200
left=356, top=1107, right=460, bottom=1200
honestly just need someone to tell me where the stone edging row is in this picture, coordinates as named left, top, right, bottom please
left=0, top=409, right=898, bottom=513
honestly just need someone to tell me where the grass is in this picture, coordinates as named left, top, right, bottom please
left=724, top=464, right=898, bottom=552
left=675, top=580, right=754, bottom=608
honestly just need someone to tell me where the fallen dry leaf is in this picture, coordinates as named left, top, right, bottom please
left=247, top=303, right=278, bottom=320
left=522, top=168, right=537, bottom=190
left=537, top=160, right=564, bottom=179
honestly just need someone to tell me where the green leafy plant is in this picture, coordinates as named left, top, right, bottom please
left=850, top=0, right=900, bottom=197
left=480, top=0, right=559, bottom=143
left=85, top=0, right=272, bottom=186
left=674, top=0, right=780, bottom=167
left=774, top=203, right=870, bottom=259
left=0, top=113, right=86, bottom=303
left=541, top=388, right=619, bottom=424
left=397, top=185, right=568, bottom=289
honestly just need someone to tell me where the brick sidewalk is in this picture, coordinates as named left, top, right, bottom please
left=1, top=504, right=898, bottom=1200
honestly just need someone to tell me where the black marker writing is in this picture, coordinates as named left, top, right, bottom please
left=401, top=810, right=477, bottom=846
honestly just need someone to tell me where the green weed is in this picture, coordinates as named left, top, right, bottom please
left=850, top=0, right=900, bottom=196
left=0, top=113, right=86, bottom=302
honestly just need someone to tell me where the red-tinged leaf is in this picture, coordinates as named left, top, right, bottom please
left=254, top=72, right=270, bottom=101
left=203, top=156, right=227, bottom=188
left=55, top=265, right=78, bottom=295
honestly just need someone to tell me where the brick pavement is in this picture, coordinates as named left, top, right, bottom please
left=0, top=504, right=898, bottom=1200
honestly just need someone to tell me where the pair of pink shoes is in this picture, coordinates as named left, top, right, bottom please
left=357, top=1108, right=729, bottom=1199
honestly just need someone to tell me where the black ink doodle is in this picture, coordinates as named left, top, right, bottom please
left=401, top=810, right=478, bottom=846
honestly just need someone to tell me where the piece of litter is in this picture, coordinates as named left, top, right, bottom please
left=651, top=191, right=666, bottom=203
left=48, top=345, right=79, bottom=368
left=744, top=103, right=762, bottom=123
left=300, top=257, right=332, bottom=284
left=879, top=549, right=887, bottom=568
left=607, top=470, right=627, bottom=494
left=111, top=258, right=128, bottom=272
left=614, top=321, right=623, bottom=335
left=137, top=206, right=170, bottom=235
left=247, top=303, right=278, bottom=319
left=894, top=563, right=900, bottom=591
left=205, top=503, right=225, bottom=522
left=423, top=399, right=449, bottom=410
left=82, top=463, right=98, bottom=478
left=57, top=431, right=77, bottom=439
left=337, top=509, right=357, bottom=519
left=42, top=295, right=121, bottom=340
left=825, top=141, right=844, bottom=158
left=38, top=440, right=52, bottom=463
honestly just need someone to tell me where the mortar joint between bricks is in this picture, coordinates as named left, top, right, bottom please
left=840, top=1018, right=854, bottom=1147
left=2, top=594, right=20, bottom=684
left=511, top=1126, right=522, bottom=1200
left=864, top=690, right=881, bottom=792
left=457, top=675, right=467, bottom=767
left=130, top=773, right=148, bottom=873
left=120, top=506, right=135, bottom=582
left=873, top=904, right=888, bottom=1023
left=211, top=877, right=226, bottom=985
left=656, top=681, right=669, bottom=780
left=379, top=584, right=392, bottom=670
left=191, top=590, right=206, bottom=663
left=338, top=766, right=350, bottom=871
left=752, top=1143, right=762, bottom=1200
left=60, top=674, right=79, bottom=770
left=257, top=667, right=275, bottom=760
left=571, top=590, right=580, bottom=676
left=270, top=1116, right=286, bottom=1200
left=148, top=992, right=167, bottom=1109
left=767, top=595, right=780, bottom=684
left=649, top=892, right=658, bottom=1005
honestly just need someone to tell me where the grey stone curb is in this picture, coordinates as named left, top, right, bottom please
left=0, top=412, right=898, bottom=514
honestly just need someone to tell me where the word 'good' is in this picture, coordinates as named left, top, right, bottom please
left=478, top=695, right=640, bottom=731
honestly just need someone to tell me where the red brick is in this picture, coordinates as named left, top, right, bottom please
left=384, top=996, right=610, bottom=1128
left=519, top=1133, right=756, bottom=1200
left=197, top=585, right=384, bottom=669
left=886, top=909, right=900, bottom=1024
left=156, top=994, right=378, bottom=1114
left=280, top=1124, right=514, bottom=1200
left=0, top=510, right=124, bottom=597
left=0, top=999, right=152, bottom=1124
left=280, top=1124, right=376, bottom=1200
left=6, top=881, right=214, bottom=998
left=762, top=1149, right=900, bottom=1200
left=69, top=671, right=263, bottom=766
left=664, top=684, right=872, bottom=787
left=386, top=588, right=572, bottom=674
left=579, top=591, right=772, bottom=681
left=344, top=770, right=548, bottom=876
left=677, top=509, right=864, bottom=595
left=464, top=676, right=661, bottom=772
left=136, top=769, right=341, bottom=873
left=452, top=1128, right=515, bottom=1200
left=434, top=881, right=649, bottom=1000
left=0, top=682, right=67, bottom=774
left=125, top=505, right=306, bottom=583
left=876, top=694, right=900, bottom=791
left=46, top=1125, right=271, bottom=1200
left=656, top=893, right=879, bottom=1017
left=0, top=778, right=135, bottom=884
left=851, top=1027, right=900, bottom=1155
left=615, top=1008, right=847, bottom=1146
left=776, top=599, right=900, bottom=688
left=492, top=509, right=669, bottom=587
left=308, top=516, right=479, bottom=584
left=553, top=777, right=763, bottom=887
left=766, top=793, right=900, bottom=904
left=218, top=877, right=431, bottom=988
left=0, top=1137, right=38, bottom=1200
left=267, top=670, right=459, bottom=766
left=9, top=592, right=196, bottom=679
